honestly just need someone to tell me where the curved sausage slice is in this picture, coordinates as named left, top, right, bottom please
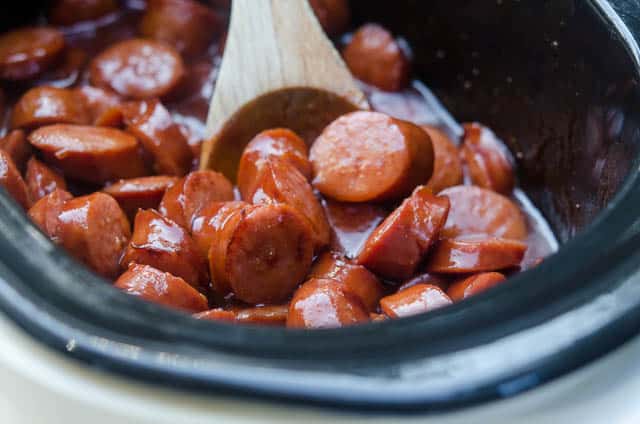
left=309, top=252, right=385, bottom=313
left=159, top=170, right=234, bottom=229
left=103, top=175, right=178, bottom=220
left=209, top=203, right=314, bottom=304
left=28, top=188, right=72, bottom=238
left=0, top=130, right=32, bottom=172
left=194, top=308, right=236, bottom=322
left=422, top=126, right=463, bottom=194
left=0, top=150, right=31, bottom=209
left=440, top=186, right=527, bottom=241
left=426, top=238, right=527, bottom=274
left=25, top=157, right=67, bottom=202
left=89, top=38, right=185, bottom=99
left=447, top=272, right=506, bottom=302
left=232, top=304, right=289, bottom=326
left=380, top=284, right=452, bottom=319
left=139, top=0, right=220, bottom=57
left=0, top=27, right=65, bottom=80
left=11, top=86, right=90, bottom=130
left=309, top=0, right=350, bottom=36
left=310, top=111, right=433, bottom=202
left=56, top=192, right=131, bottom=278
left=49, top=0, right=118, bottom=25
left=461, top=123, right=515, bottom=195
left=190, top=200, right=248, bottom=257
left=28, top=124, right=149, bottom=184
left=356, top=186, right=450, bottom=280
left=122, top=99, right=193, bottom=176
left=398, top=272, right=450, bottom=293
left=287, top=278, right=369, bottom=329
left=121, top=209, right=208, bottom=291
left=237, top=128, right=311, bottom=199
left=115, top=264, right=208, bottom=313
left=249, top=158, right=330, bottom=249
left=342, top=23, right=410, bottom=92
left=75, top=86, right=123, bottom=124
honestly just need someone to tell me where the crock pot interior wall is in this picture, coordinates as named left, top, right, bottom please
left=351, top=0, right=640, bottom=242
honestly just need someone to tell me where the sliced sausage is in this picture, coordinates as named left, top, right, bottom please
left=0, top=150, right=31, bottom=209
left=232, top=304, right=289, bottom=326
left=309, top=0, right=350, bottom=36
left=49, top=0, right=118, bottom=25
left=0, top=27, right=65, bottom=80
left=28, top=124, right=149, bottom=184
left=122, top=99, right=192, bottom=176
left=56, top=192, right=131, bottom=278
left=158, top=170, right=234, bottom=229
left=25, top=157, right=67, bottom=202
left=0, top=130, right=32, bottom=171
left=440, top=185, right=527, bottom=241
left=287, top=278, right=369, bottom=329
left=27, top=188, right=72, bottom=238
left=208, top=203, right=314, bottom=304
left=309, top=251, right=385, bottom=313
left=74, top=86, right=123, bottom=124
left=237, top=128, right=311, bottom=199
left=89, top=39, right=185, bottom=100
left=35, top=47, right=88, bottom=89
left=310, top=111, right=433, bottom=202
left=426, top=238, right=527, bottom=274
left=249, top=158, right=330, bottom=249
left=139, top=0, right=220, bottom=57
left=398, top=273, right=450, bottom=293
left=342, top=23, right=410, bottom=92
left=103, top=175, right=179, bottom=220
left=422, top=126, right=463, bottom=194
left=380, top=284, right=452, bottom=319
left=356, top=186, right=450, bottom=280
left=115, top=263, right=208, bottom=313
left=447, top=272, right=506, bottom=302
left=194, top=308, right=236, bottom=322
left=190, top=200, right=248, bottom=257
left=121, top=209, right=208, bottom=291
left=461, top=123, right=515, bottom=195
left=11, top=86, right=90, bottom=130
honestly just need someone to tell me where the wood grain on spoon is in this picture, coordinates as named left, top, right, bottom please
left=200, top=0, right=369, bottom=181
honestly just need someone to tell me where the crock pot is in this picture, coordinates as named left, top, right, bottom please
left=1, top=0, right=640, bottom=413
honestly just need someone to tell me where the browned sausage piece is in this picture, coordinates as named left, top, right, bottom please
left=422, top=126, right=463, bottom=194
left=440, top=186, right=527, bottom=241
left=233, top=304, right=289, bottom=326
left=121, top=209, right=208, bottom=291
left=380, top=284, right=452, bottom=319
left=0, top=130, right=32, bottom=172
left=249, top=158, right=330, bottom=249
left=158, top=170, right=234, bottom=229
left=122, top=99, right=192, bottom=176
left=103, top=176, right=179, bottom=220
left=426, top=238, right=527, bottom=274
left=28, top=124, right=149, bottom=184
left=74, top=86, right=123, bottom=124
left=309, top=252, right=385, bottom=313
left=56, top=192, right=130, bottom=278
left=461, top=123, right=515, bottom=195
left=28, top=188, right=72, bottom=238
left=398, top=273, right=451, bottom=293
left=190, top=200, right=248, bottom=258
left=49, top=0, right=118, bottom=25
left=447, top=272, right=506, bottom=302
left=35, top=47, right=88, bottom=89
left=0, top=27, right=65, bottom=80
left=342, top=24, right=410, bottom=92
left=310, top=111, right=433, bottom=203
left=140, top=0, right=220, bottom=57
left=309, top=0, right=350, bottom=36
left=11, top=87, right=90, bottom=130
left=25, top=157, right=67, bottom=202
left=115, top=263, right=208, bottom=313
left=0, top=150, right=31, bottom=209
left=356, top=186, right=450, bottom=280
left=194, top=308, right=236, bottom=322
left=237, top=128, right=312, bottom=199
left=89, top=39, right=185, bottom=100
left=287, top=278, right=369, bottom=329
left=209, top=203, right=314, bottom=304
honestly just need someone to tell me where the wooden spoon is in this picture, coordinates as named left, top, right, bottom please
left=199, top=0, right=369, bottom=181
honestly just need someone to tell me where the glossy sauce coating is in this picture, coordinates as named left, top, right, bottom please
left=25, top=157, right=67, bottom=202
left=426, top=238, right=528, bottom=274
left=11, top=86, right=90, bottom=130
left=103, top=175, right=179, bottom=219
left=0, top=150, right=31, bottom=209
left=28, top=189, right=73, bottom=238
left=380, top=284, right=452, bottom=319
left=447, top=272, right=507, bottom=302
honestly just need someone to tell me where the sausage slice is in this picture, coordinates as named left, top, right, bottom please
left=356, top=186, right=450, bottom=280
left=89, top=38, right=185, bottom=99
left=422, top=126, right=463, bottom=194
left=380, top=284, right=452, bottom=319
left=115, top=264, right=208, bottom=313
left=0, top=27, right=65, bottom=80
left=25, top=157, right=67, bottom=202
left=287, top=278, right=369, bottom=329
left=232, top=304, right=289, bottom=326
left=190, top=200, right=248, bottom=257
left=49, top=0, right=118, bottom=25
left=11, top=86, right=90, bottom=130
left=447, top=272, right=506, bottom=302
left=75, top=86, right=123, bottom=124
left=310, top=111, right=433, bottom=202
left=426, top=238, right=527, bottom=274
left=194, top=308, right=236, bottom=322
left=103, top=175, right=179, bottom=220
left=309, top=0, right=350, bottom=36
left=28, top=124, right=149, bottom=184
left=0, top=150, right=31, bottom=209
left=28, top=188, right=72, bottom=238
left=0, top=130, right=32, bottom=172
